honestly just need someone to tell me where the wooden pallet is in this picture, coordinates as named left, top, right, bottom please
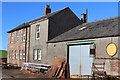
left=92, top=62, right=107, bottom=79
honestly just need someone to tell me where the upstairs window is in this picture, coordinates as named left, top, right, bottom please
left=16, top=31, right=19, bottom=43
left=11, top=33, right=14, bottom=44
left=33, top=49, right=41, bottom=60
left=22, top=29, right=26, bottom=42
left=35, top=25, right=40, bottom=40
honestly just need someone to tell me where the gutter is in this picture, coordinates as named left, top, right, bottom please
left=47, top=35, right=120, bottom=43
left=29, top=18, right=48, bottom=25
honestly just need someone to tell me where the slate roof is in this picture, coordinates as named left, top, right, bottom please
left=7, top=7, right=69, bottom=33
left=7, top=23, right=29, bottom=33
left=48, top=16, right=120, bottom=43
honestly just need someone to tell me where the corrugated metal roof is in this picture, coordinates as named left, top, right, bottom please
left=48, top=16, right=120, bottom=43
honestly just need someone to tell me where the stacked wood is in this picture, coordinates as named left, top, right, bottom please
left=46, top=58, right=70, bottom=78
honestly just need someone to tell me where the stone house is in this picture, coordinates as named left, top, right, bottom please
left=7, top=6, right=81, bottom=66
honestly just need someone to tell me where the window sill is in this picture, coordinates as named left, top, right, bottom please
left=36, top=38, right=40, bottom=40
left=33, top=60, right=41, bottom=61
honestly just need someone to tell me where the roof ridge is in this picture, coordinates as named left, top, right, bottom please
left=87, top=16, right=119, bottom=24
left=48, top=16, right=119, bottom=43
left=7, top=7, right=70, bottom=33
left=28, top=7, right=69, bottom=23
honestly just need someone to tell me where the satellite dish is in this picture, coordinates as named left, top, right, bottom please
left=106, top=43, right=117, bottom=57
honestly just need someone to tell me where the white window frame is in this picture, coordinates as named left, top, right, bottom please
left=33, top=49, right=38, bottom=60
left=15, top=50, right=18, bottom=59
left=16, top=31, right=19, bottom=43
left=12, top=52, right=14, bottom=59
left=35, top=25, right=40, bottom=40
left=38, top=49, right=41, bottom=60
left=20, top=50, right=22, bottom=60
left=10, top=50, right=13, bottom=59
left=9, top=54, right=11, bottom=59
left=11, top=33, right=13, bottom=44
left=33, top=49, right=41, bottom=60
left=22, top=29, right=26, bottom=42
left=22, top=50, right=25, bottom=60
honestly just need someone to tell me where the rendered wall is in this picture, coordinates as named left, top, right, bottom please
left=48, top=37, right=120, bottom=76
left=29, top=19, right=48, bottom=64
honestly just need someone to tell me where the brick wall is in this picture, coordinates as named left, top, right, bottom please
left=7, top=27, right=30, bottom=66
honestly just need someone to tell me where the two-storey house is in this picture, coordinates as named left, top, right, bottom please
left=7, top=6, right=81, bottom=66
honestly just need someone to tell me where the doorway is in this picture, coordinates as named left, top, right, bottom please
left=68, top=44, right=93, bottom=78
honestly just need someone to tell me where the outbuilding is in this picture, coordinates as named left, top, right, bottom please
left=47, top=17, right=120, bottom=77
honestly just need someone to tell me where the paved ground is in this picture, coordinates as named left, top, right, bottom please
left=1, top=66, right=46, bottom=79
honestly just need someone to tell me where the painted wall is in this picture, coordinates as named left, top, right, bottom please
left=47, top=42, right=67, bottom=64
left=118, top=37, right=120, bottom=75
left=29, top=19, right=49, bottom=64
left=94, top=37, right=119, bottom=76
left=29, top=8, right=81, bottom=64
left=48, top=8, right=81, bottom=40
left=48, top=37, right=120, bottom=76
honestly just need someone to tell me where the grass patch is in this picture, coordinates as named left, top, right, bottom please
left=0, top=50, right=7, bottom=58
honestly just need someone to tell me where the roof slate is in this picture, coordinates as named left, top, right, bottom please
left=7, top=23, right=29, bottom=33
left=7, top=7, right=69, bottom=33
left=48, top=17, right=120, bottom=43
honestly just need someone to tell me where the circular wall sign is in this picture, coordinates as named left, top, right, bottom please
left=106, top=43, right=117, bottom=57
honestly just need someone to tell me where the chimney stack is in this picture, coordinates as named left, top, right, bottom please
left=44, top=5, right=51, bottom=15
left=81, top=9, right=88, bottom=23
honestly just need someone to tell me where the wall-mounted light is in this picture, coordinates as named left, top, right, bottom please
left=90, top=44, right=96, bottom=56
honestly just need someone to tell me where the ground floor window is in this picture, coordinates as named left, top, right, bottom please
left=20, top=50, right=25, bottom=60
left=10, top=50, right=14, bottom=59
left=33, top=49, right=41, bottom=60
left=20, top=50, right=22, bottom=60
left=15, top=50, right=18, bottom=59
left=33, top=49, right=37, bottom=60
left=10, top=50, right=25, bottom=60
left=12, top=52, right=14, bottom=59
left=22, top=50, right=25, bottom=60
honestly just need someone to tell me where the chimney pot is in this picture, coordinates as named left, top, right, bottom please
left=44, top=5, right=51, bottom=15
left=81, top=13, right=87, bottom=23
left=81, top=9, right=88, bottom=23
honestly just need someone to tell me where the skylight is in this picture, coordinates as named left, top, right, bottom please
left=79, top=26, right=87, bottom=31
